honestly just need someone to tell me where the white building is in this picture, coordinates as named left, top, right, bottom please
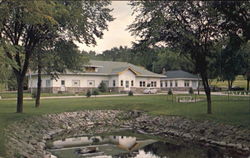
left=28, top=60, right=165, bottom=93
left=161, top=70, right=201, bottom=91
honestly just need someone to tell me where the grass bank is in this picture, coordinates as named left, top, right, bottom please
left=211, top=75, right=248, bottom=89
left=0, top=95, right=249, bottom=156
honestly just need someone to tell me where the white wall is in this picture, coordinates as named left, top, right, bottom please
left=109, top=76, right=119, bottom=87
left=161, top=79, right=199, bottom=89
left=28, top=72, right=163, bottom=89
left=136, top=76, right=161, bottom=88
left=118, top=70, right=136, bottom=89
left=28, top=76, right=52, bottom=88
left=52, top=75, right=109, bottom=88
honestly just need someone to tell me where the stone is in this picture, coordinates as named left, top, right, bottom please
left=5, top=110, right=250, bottom=157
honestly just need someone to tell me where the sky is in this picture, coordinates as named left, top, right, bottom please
left=77, top=1, right=136, bottom=54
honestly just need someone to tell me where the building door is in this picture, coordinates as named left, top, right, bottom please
left=125, top=80, right=130, bottom=91
left=61, top=80, right=66, bottom=91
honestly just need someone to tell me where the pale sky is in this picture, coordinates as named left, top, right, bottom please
left=77, top=1, right=136, bottom=54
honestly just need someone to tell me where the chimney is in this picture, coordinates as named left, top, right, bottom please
left=162, top=68, right=166, bottom=74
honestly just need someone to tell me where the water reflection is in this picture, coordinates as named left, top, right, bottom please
left=49, top=134, right=248, bottom=158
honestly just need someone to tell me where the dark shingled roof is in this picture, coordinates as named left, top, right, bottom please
left=88, top=60, right=165, bottom=77
left=164, top=70, right=199, bottom=79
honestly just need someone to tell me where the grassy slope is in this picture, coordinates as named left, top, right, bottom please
left=211, top=75, right=248, bottom=89
left=0, top=95, right=249, bottom=156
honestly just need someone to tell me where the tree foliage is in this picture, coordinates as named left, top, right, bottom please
left=128, top=1, right=224, bottom=114
left=0, top=0, right=113, bottom=112
left=215, top=34, right=244, bottom=90
left=98, top=81, right=107, bottom=93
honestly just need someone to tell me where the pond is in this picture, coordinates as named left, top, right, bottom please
left=48, top=130, right=248, bottom=158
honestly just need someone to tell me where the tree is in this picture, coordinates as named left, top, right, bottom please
left=153, top=47, right=194, bottom=73
left=240, top=41, right=250, bottom=91
left=216, top=34, right=244, bottom=90
left=0, top=0, right=113, bottom=113
left=31, top=40, right=88, bottom=107
left=98, top=81, right=107, bottom=93
left=213, top=1, right=250, bottom=43
left=213, top=2, right=250, bottom=91
left=128, top=1, right=223, bottom=114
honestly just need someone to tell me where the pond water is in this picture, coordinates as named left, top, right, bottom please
left=48, top=131, right=248, bottom=158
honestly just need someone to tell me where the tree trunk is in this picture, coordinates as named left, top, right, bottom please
left=35, top=58, right=42, bottom=108
left=227, top=80, right=233, bottom=90
left=201, top=73, right=212, bottom=114
left=247, top=79, right=250, bottom=91
left=16, top=75, right=24, bottom=113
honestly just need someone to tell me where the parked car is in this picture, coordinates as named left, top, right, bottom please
left=143, top=88, right=157, bottom=94
left=230, top=86, right=245, bottom=91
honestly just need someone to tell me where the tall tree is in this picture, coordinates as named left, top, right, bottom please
left=240, top=41, right=250, bottom=91
left=213, top=2, right=250, bottom=90
left=31, top=40, right=88, bottom=107
left=128, top=1, right=223, bottom=114
left=0, top=0, right=113, bottom=113
left=217, top=34, right=244, bottom=90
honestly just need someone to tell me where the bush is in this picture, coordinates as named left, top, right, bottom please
left=98, top=81, right=107, bottom=92
left=31, top=92, right=37, bottom=99
left=189, top=87, right=194, bottom=94
left=128, top=91, right=133, bottom=96
left=168, top=89, right=173, bottom=95
left=92, top=89, right=99, bottom=96
left=86, top=90, right=91, bottom=98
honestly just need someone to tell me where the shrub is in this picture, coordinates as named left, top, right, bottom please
left=98, top=81, right=107, bottom=92
left=86, top=90, right=91, bottom=98
left=31, top=92, right=37, bottom=99
left=189, top=87, right=194, bottom=94
left=128, top=91, right=133, bottom=96
left=168, top=89, right=173, bottom=95
left=92, top=89, right=99, bottom=96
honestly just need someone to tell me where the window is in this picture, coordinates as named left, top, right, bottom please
left=165, top=81, right=168, bottom=87
left=126, top=81, right=129, bottom=88
left=140, top=81, right=146, bottom=87
left=46, top=80, right=51, bottom=87
left=170, top=81, right=173, bottom=87
left=61, top=80, right=65, bottom=86
left=160, top=81, right=163, bottom=87
left=85, top=67, right=96, bottom=72
left=113, top=80, right=116, bottom=87
left=184, top=80, right=190, bottom=87
left=87, top=80, right=95, bottom=87
left=72, top=80, right=80, bottom=87
left=131, top=80, right=134, bottom=87
left=154, top=81, right=157, bottom=87
left=121, top=80, right=123, bottom=86
left=175, top=81, right=178, bottom=87
left=151, top=81, right=154, bottom=87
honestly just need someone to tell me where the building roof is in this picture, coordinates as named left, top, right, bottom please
left=88, top=60, right=165, bottom=77
left=163, top=70, right=199, bottom=79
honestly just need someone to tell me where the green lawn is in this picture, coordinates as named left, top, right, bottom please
left=211, top=75, right=248, bottom=89
left=0, top=91, right=120, bottom=99
left=0, top=95, right=249, bottom=156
